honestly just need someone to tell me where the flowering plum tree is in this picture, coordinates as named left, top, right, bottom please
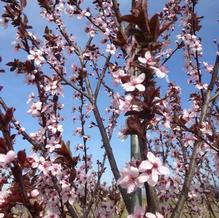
left=0, top=0, right=218, bottom=217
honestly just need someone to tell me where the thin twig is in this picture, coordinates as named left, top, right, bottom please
left=94, top=54, right=111, bottom=99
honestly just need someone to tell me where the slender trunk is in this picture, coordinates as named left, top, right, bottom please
left=130, top=134, right=142, bottom=210
left=92, top=106, right=134, bottom=214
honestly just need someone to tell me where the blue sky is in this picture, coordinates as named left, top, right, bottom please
left=0, top=1, right=219, bottom=183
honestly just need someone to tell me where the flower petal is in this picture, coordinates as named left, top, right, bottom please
left=123, top=83, right=135, bottom=92
left=5, top=150, right=17, bottom=164
left=129, top=166, right=139, bottom=177
left=158, top=165, right=169, bottom=175
left=146, top=212, right=156, bottom=218
left=145, top=51, right=152, bottom=60
left=156, top=212, right=164, bottom=218
left=135, top=73, right=145, bottom=83
left=139, top=160, right=153, bottom=172
left=127, top=183, right=136, bottom=194
left=117, top=175, right=129, bottom=186
left=151, top=170, right=159, bottom=184
left=147, top=176, right=157, bottom=187
left=150, top=66, right=166, bottom=78
left=0, top=154, right=6, bottom=163
left=135, top=84, right=145, bottom=92
left=138, top=57, right=147, bottom=64
left=137, top=173, right=149, bottom=184
left=147, top=152, right=156, bottom=163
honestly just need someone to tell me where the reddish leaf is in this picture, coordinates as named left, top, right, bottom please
left=159, top=17, right=177, bottom=35
left=135, top=0, right=151, bottom=33
left=120, top=1, right=150, bottom=34
left=0, top=137, right=6, bottom=154
left=126, top=116, right=144, bottom=137
left=22, top=61, right=34, bottom=73
left=17, top=150, right=26, bottom=167
left=119, top=15, right=140, bottom=26
left=149, top=14, right=160, bottom=40
left=69, top=168, right=77, bottom=183
left=113, top=31, right=127, bottom=47
left=6, top=59, right=20, bottom=72
left=0, top=137, right=4, bottom=147
left=188, top=12, right=203, bottom=32
left=55, top=141, right=72, bottom=160
left=4, top=108, right=14, bottom=125
left=120, top=75, right=130, bottom=84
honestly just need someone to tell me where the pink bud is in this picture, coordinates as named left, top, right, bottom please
left=5, top=150, right=17, bottom=164
left=31, top=189, right=39, bottom=197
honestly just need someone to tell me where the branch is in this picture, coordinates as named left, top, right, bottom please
left=0, top=97, right=43, bottom=150
left=52, top=176, right=79, bottom=218
left=161, top=43, right=182, bottom=66
left=82, top=153, right=107, bottom=218
left=92, top=105, right=134, bottom=213
left=94, top=54, right=111, bottom=99
left=0, top=110, right=37, bottom=217
left=83, top=110, right=119, bottom=217
left=171, top=52, right=219, bottom=218
left=111, top=0, right=126, bottom=35
left=210, top=91, right=219, bottom=102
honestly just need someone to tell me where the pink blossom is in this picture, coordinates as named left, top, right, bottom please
left=31, top=189, right=39, bottom=197
left=77, top=10, right=91, bottom=19
left=138, top=152, right=169, bottom=187
left=150, top=66, right=168, bottom=79
left=113, top=94, right=141, bottom=114
left=0, top=150, right=17, bottom=167
left=27, top=101, right=42, bottom=117
left=199, top=122, right=212, bottom=136
left=127, top=206, right=145, bottom=218
left=45, top=137, right=62, bottom=152
left=117, top=164, right=140, bottom=193
left=176, top=33, right=202, bottom=56
left=75, top=127, right=83, bottom=136
left=47, top=123, right=63, bottom=134
left=118, top=129, right=128, bottom=141
left=138, top=51, right=156, bottom=66
left=106, top=44, right=116, bottom=55
left=110, top=68, right=127, bottom=84
left=0, top=190, right=11, bottom=205
left=122, top=73, right=145, bottom=92
left=45, top=79, right=63, bottom=96
left=31, top=156, right=50, bottom=175
left=138, top=52, right=167, bottom=79
left=146, top=212, right=164, bottom=218
left=203, top=62, right=213, bottom=72
left=27, top=49, right=45, bottom=65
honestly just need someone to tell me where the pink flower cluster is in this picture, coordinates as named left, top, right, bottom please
left=118, top=152, right=169, bottom=193
left=138, top=51, right=168, bottom=79
left=176, top=33, right=202, bottom=57
left=30, top=155, right=76, bottom=217
left=127, top=206, right=164, bottom=218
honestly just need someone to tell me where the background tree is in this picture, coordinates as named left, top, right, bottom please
left=0, top=0, right=218, bottom=217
